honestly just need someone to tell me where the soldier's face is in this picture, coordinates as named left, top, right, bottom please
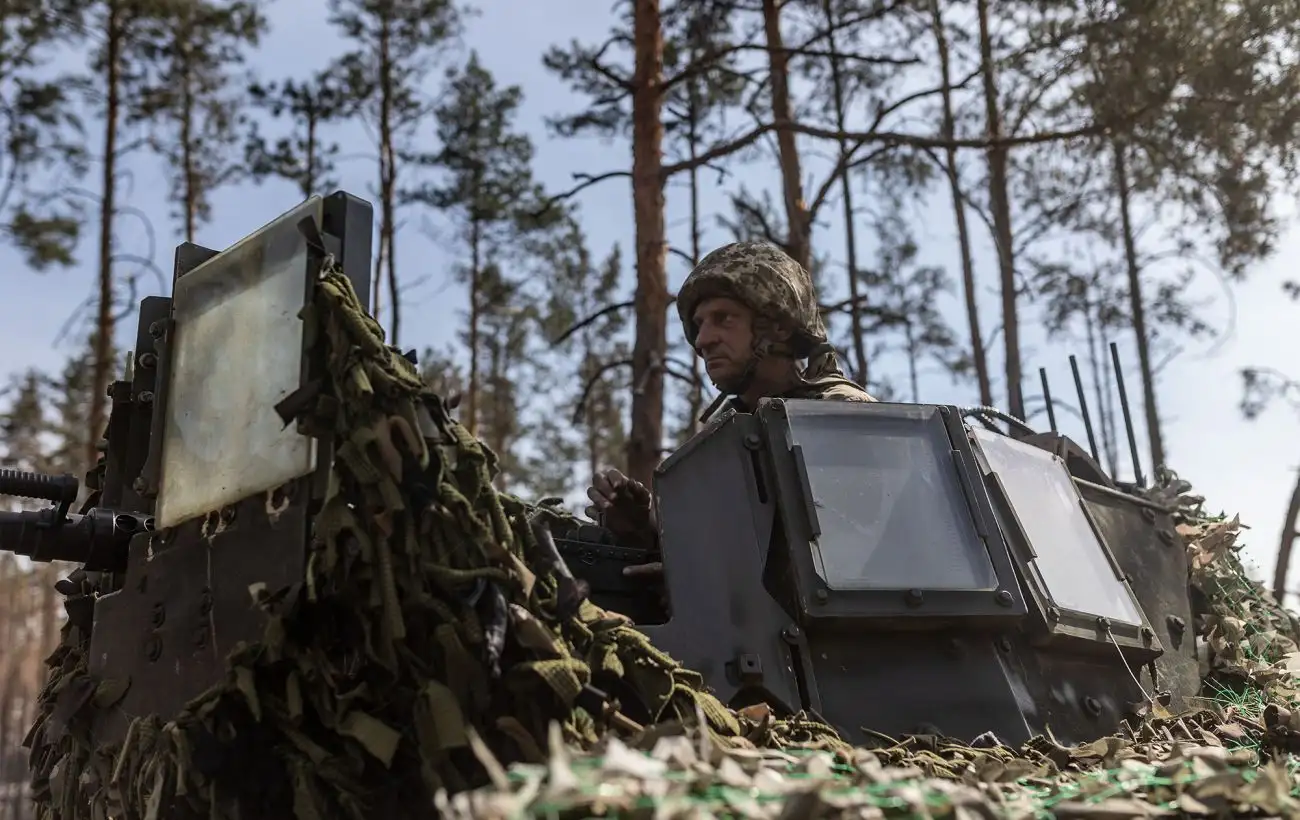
left=693, top=296, right=754, bottom=388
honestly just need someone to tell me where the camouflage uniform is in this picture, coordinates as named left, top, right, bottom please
left=677, top=240, right=875, bottom=412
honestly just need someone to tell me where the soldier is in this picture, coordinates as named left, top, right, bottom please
left=586, top=240, right=874, bottom=572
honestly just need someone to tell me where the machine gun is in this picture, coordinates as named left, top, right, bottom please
left=0, top=469, right=151, bottom=570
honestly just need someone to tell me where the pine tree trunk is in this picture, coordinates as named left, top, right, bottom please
left=1112, top=138, right=1165, bottom=473
left=929, top=0, right=991, bottom=407
left=761, top=0, right=810, bottom=270
left=627, top=0, right=668, bottom=486
left=906, top=324, right=919, bottom=403
left=1272, top=467, right=1300, bottom=604
left=0, top=561, right=12, bottom=806
left=686, top=88, right=703, bottom=434
left=305, top=111, right=318, bottom=198
left=488, top=348, right=506, bottom=490
left=976, top=0, right=1022, bottom=420
left=38, top=565, right=57, bottom=667
left=466, top=219, right=481, bottom=436
left=584, top=353, right=600, bottom=481
left=378, top=15, right=399, bottom=345
left=89, top=0, right=123, bottom=473
left=179, top=22, right=197, bottom=243
left=822, top=0, right=867, bottom=385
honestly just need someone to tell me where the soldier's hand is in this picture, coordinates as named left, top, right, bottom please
left=585, top=468, right=655, bottom=539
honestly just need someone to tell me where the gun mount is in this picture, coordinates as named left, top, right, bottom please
left=0, top=191, right=374, bottom=751
left=0, top=469, right=151, bottom=569
left=561, top=400, right=1201, bottom=747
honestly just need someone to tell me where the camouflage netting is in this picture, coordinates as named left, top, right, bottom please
left=19, top=256, right=1300, bottom=818
left=22, top=259, right=834, bottom=820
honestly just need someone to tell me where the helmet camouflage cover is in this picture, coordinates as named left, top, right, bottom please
left=677, top=241, right=829, bottom=357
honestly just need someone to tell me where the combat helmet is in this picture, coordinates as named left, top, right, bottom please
left=677, top=240, right=829, bottom=358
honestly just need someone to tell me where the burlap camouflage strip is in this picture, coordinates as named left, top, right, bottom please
left=20, top=257, right=841, bottom=820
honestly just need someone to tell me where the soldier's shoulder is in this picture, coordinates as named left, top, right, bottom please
left=812, top=381, right=878, bottom=402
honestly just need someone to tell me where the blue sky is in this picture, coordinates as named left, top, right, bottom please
left=3, top=0, right=1298, bottom=588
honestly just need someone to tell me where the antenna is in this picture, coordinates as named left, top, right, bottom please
left=1038, top=367, right=1058, bottom=433
left=1109, top=342, right=1145, bottom=487
left=1069, top=355, right=1100, bottom=464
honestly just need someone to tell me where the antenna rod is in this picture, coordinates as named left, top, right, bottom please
left=1038, top=367, right=1058, bottom=433
left=1109, top=341, right=1145, bottom=487
left=1069, top=355, right=1100, bottom=463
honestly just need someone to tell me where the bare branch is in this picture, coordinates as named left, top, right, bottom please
left=668, top=246, right=694, bottom=265
left=664, top=111, right=1114, bottom=179
left=662, top=126, right=772, bottom=177
left=807, top=66, right=985, bottom=217
left=553, top=300, right=633, bottom=346
left=661, top=0, right=913, bottom=93
left=589, top=35, right=635, bottom=91
left=535, top=170, right=632, bottom=216
left=572, top=358, right=634, bottom=424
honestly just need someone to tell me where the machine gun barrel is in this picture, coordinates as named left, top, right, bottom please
left=0, top=469, right=151, bottom=571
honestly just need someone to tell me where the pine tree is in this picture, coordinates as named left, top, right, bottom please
left=82, top=0, right=173, bottom=474
left=0, top=370, right=52, bottom=489
left=328, top=0, right=461, bottom=344
left=923, top=0, right=991, bottom=407
left=1076, top=0, right=1300, bottom=472
left=416, top=52, right=544, bottom=439
left=542, top=0, right=669, bottom=487
left=45, top=333, right=105, bottom=484
left=0, top=0, right=87, bottom=270
left=860, top=214, right=963, bottom=404
left=245, top=71, right=346, bottom=197
left=418, top=343, right=466, bottom=409
left=474, top=261, right=540, bottom=492
left=533, top=217, right=629, bottom=486
left=129, top=0, right=266, bottom=241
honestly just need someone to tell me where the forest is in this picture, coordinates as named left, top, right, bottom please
left=1, top=0, right=1300, bottom=814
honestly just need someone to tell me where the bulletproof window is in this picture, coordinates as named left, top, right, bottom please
left=971, top=428, right=1143, bottom=627
left=787, top=409, right=998, bottom=592
left=155, top=197, right=322, bottom=529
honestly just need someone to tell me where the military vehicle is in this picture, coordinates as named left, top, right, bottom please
left=0, top=190, right=1198, bottom=788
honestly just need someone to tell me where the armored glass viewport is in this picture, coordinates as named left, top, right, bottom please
left=155, top=197, right=323, bottom=529
left=972, top=428, right=1143, bottom=626
left=785, top=407, right=998, bottom=592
